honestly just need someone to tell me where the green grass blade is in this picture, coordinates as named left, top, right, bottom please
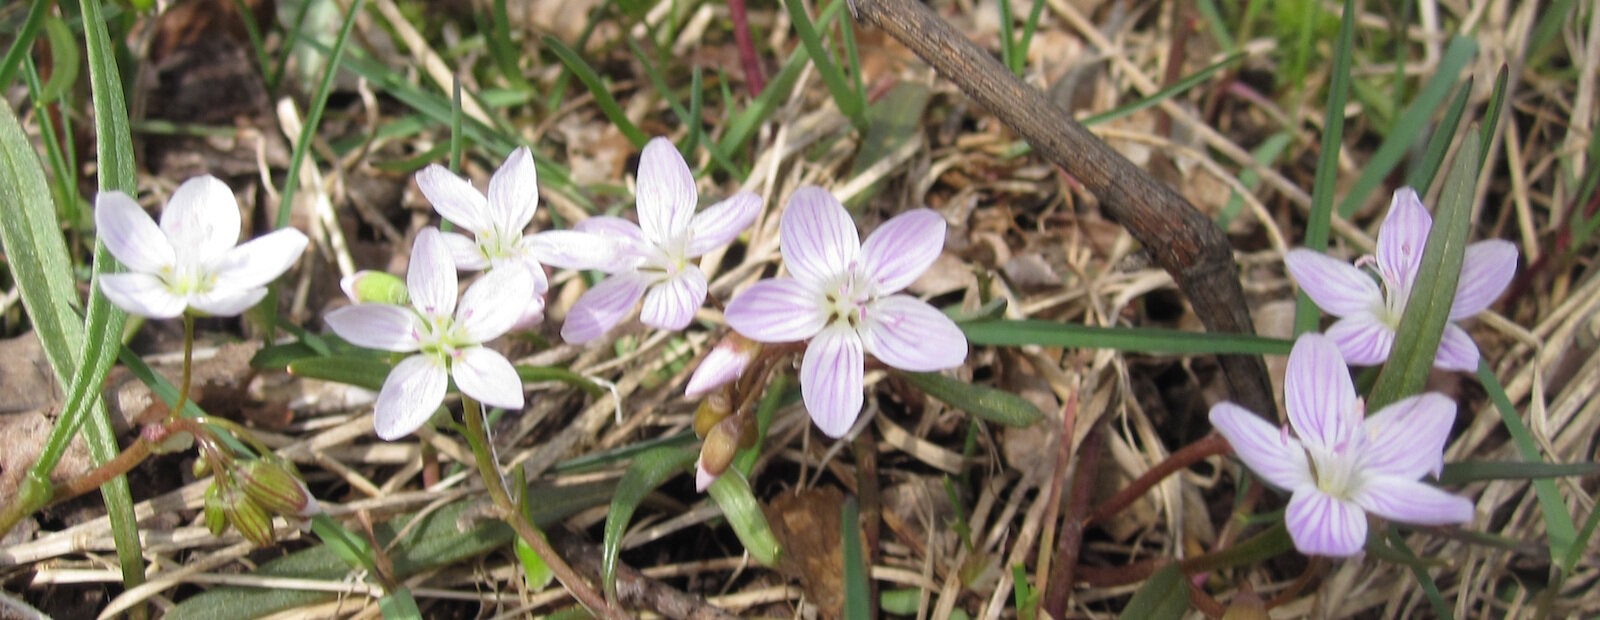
left=227, top=0, right=272, bottom=81
left=0, top=0, right=50, bottom=88
left=1384, top=527, right=1452, bottom=618
left=1367, top=132, right=1478, bottom=409
left=1565, top=503, right=1600, bottom=574
left=544, top=35, right=648, bottom=147
left=601, top=446, right=698, bottom=600
left=1336, top=35, right=1477, bottom=219
left=1196, top=0, right=1236, bottom=51
left=1117, top=563, right=1187, bottom=620
left=1218, top=131, right=1292, bottom=229
left=1295, top=0, right=1356, bottom=336
left=782, top=0, right=865, bottom=131
left=841, top=496, right=872, bottom=620
left=1405, top=79, right=1473, bottom=194
left=1476, top=65, right=1509, bottom=172
left=1477, top=362, right=1577, bottom=569
left=1437, top=461, right=1600, bottom=485
left=277, top=0, right=364, bottom=229
left=39, top=17, right=82, bottom=103
left=627, top=39, right=743, bottom=177
left=1080, top=52, right=1244, bottom=127
left=1018, top=0, right=1047, bottom=70
left=960, top=319, right=1294, bottom=355
left=897, top=370, right=1043, bottom=427
left=487, top=0, right=532, bottom=90
left=998, top=0, right=1015, bottom=75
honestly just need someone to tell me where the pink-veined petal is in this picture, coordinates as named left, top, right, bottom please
left=724, top=278, right=827, bottom=343
left=1286, top=490, right=1368, bottom=557
left=640, top=266, right=707, bottom=331
left=859, top=295, right=967, bottom=371
left=373, top=355, right=448, bottom=440
left=694, top=460, right=718, bottom=493
left=574, top=215, right=647, bottom=242
left=99, top=273, right=185, bottom=319
left=560, top=271, right=651, bottom=344
left=416, top=164, right=492, bottom=234
left=1433, top=322, right=1480, bottom=372
left=325, top=304, right=423, bottom=352
left=861, top=209, right=945, bottom=294
left=1284, top=249, right=1383, bottom=318
left=188, top=286, right=268, bottom=317
left=452, top=346, right=524, bottom=410
left=1358, top=393, right=1455, bottom=479
left=511, top=296, right=547, bottom=331
left=442, top=231, right=490, bottom=271
left=1352, top=476, right=1474, bottom=526
left=636, top=137, right=698, bottom=244
left=211, top=228, right=308, bottom=289
left=1325, top=315, right=1395, bottom=366
left=161, top=175, right=240, bottom=265
left=801, top=326, right=865, bottom=438
left=456, top=263, right=536, bottom=343
left=526, top=230, right=626, bottom=272
left=512, top=256, right=550, bottom=295
left=1451, top=240, right=1517, bottom=319
left=488, top=146, right=540, bottom=233
left=684, top=335, right=757, bottom=398
left=1284, top=334, right=1358, bottom=450
left=407, top=229, right=458, bottom=317
left=780, top=187, right=860, bottom=289
left=1377, top=188, right=1431, bottom=293
left=95, top=191, right=173, bottom=273
left=687, top=192, right=761, bottom=257
left=1209, top=402, right=1314, bottom=491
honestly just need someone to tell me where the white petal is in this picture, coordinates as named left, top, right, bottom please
left=452, top=347, right=524, bottom=410
left=1352, top=476, right=1474, bottom=526
left=95, top=191, right=173, bottom=273
left=489, top=146, right=540, bottom=233
left=1433, top=322, right=1480, bottom=372
left=99, top=273, right=186, bottom=319
left=1376, top=187, right=1431, bottom=293
left=859, top=295, right=967, bottom=371
left=416, top=164, right=492, bottom=233
left=801, top=326, right=865, bottom=438
left=1284, top=334, right=1358, bottom=450
left=188, top=286, right=268, bottom=316
left=1358, top=393, right=1456, bottom=480
left=211, top=228, right=308, bottom=289
left=780, top=186, right=860, bottom=289
left=694, top=460, right=718, bottom=493
left=574, top=215, right=647, bottom=243
left=456, top=263, right=536, bottom=343
left=442, top=231, right=491, bottom=271
left=560, top=272, right=651, bottom=344
left=407, top=229, right=458, bottom=317
left=687, top=192, right=761, bottom=257
left=640, top=266, right=707, bottom=331
left=635, top=137, right=697, bottom=244
left=526, top=230, right=627, bottom=272
left=1209, top=402, right=1314, bottom=491
left=684, top=336, right=756, bottom=399
left=1286, top=490, right=1368, bottom=557
left=1450, top=240, right=1517, bottom=319
left=325, top=304, right=423, bottom=352
left=724, top=278, right=827, bottom=343
left=1283, top=249, right=1383, bottom=318
left=374, top=355, right=448, bottom=440
left=1325, top=315, right=1395, bottom=367
left=160, top=175, right=241, bottom=265
left=861, top=209, right=945, bottom=294
left=511, top=296, right=547, bottom=331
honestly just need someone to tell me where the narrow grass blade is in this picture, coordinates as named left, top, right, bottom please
left=0, top=0, right=50, bottom=87
left=897, top=370, right=1043, bottom=427
left=1566, top=504, right=1600, bottom=574
left=1438, top=461, right=1600, bottom=485
left=602, top=446, right=698, bottom=600
left=783, top=0, right=865, bottom=131
left=377, top=590, right=423, bottom=620
left=707, top=472, right=782, bottom=566
left=1196, top=0, right=1236, bottom=51
left=486, top=0, right=532, bottom=90
left=1218, top=131, right=1291, bottom=229
left=1477, top=362, right=1577, bottom=568
left=278, top=0, right=365, bottom=229
left=841, top=496, right=871, bottom=620
left=627, top=39, right=743, bottom=177
left=1080, top=52, right=1243, bottom=127
left=1367, top=132, right=1478, bottom=409
left=847, top=81, right=930, bottom=210
left=1476, top=65, right=1509, bottom=171
left=1384, top=527, right=1452, bottom=618
left=1117, top=563, right=1187, bottom=620
left=39, top=17, right=81, bottom=103
left=961, top=319, right=1294, bottom=355
left=545, top=35, right=648, bottom=147
left=1294, top=0, right=1356, bottom=336
left=289, top=356, right=394, bottom=391
left=1405, top=79, right=1473, bottom=194
left=1336, top=35, right=1477, bottom=219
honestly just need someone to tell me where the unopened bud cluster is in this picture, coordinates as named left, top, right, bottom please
left=204, top=456, right=320, bottom=546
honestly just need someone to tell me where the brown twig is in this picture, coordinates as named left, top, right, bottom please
left=547, top=527, right=741, bottom=619
left=850, top=0, right=1276, bottom=418
left=1088, top=433, right=1230, bottom=525
left=1042, top=425, right=1104, bottom=617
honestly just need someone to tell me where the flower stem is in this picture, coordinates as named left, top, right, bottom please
left=1087, top=432, right=1230, bottom=525
left=170, top=314, right=196, bottom=421
left=459, top=397, right=624, bottom=619
left=51, top=439, right=153, bottom=504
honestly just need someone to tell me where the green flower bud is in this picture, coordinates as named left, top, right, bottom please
left=221, top=485, right=275, bottom=546
left=693, top=391, right=732, bottom=438
left=203, top=483, right=227, bottom=536
left=340, top=270, right=408, bottom=305
left=237, top=459, right=321, bottom=518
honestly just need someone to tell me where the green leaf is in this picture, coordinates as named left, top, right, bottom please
left=846, top=81, right=930, bottom=211
left=1404, top=79, right=1473, bottom=194
left=707, top=471, right=782, bottom=567
left=378, top=589, right=423, bottom=620
left=1118, top=564, right=1187, bottom=620
left=602, top=446, right=698, bottom=600
left=840, top=496, right=871, bottom=620
left=544, top=36, right=648, bottom=148
left=1080, top=52, right=1244, bottom=127
left=485, top=0, right=532, bottom=90
left=513, top=528, right=557, bottom=591
left=1438, top=461, right=1600, bottom=485
left=1295, top=0, right=1356, bottom=336
left=1383, top=527, right=1452, bottom=618
left=897, top=370, right=1043, bottom=427
left=1367, top=132, right=1478, bottom=410
left=960, top=319, right=1294, bottom=355
left=783, top=0, right=865, bottom=131
left=39, top=17, right=81, bottom=103
left=1477, top=363, right=1577, bottom=569
left=0, top=0, right=50, bottom=88
left=289, top=356, right=394, bottom=391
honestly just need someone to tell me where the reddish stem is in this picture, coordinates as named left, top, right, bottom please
left=1042, top=425, right=1104, bottom=617
left=1088, top=433, right=1230, bottom=525
left=728, top=0, right=766, bottom=96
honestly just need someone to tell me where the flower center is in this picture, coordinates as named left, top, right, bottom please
left=160, top=260, right=215, bottom=297
left=1305, top=442, right=1363, bottom=500
left=415, top=313, right=472, bottom=362
left=478, top=227, right=526, bottom=262
left=821, top=266, right=873, bottom=329
left=1357, top=255, right=1410, bottom=327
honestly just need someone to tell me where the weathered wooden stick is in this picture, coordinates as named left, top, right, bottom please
left=852, top=0, right=1276, bottom=417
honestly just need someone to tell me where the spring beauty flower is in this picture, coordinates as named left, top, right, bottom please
left=1209, top=334, right=1474, bottom=557
left=325, top=228, right=533, bottom=440
left=1285, top=187, right=1517, bottom=371
left=723, top=187, right=967, bottom=438
left=418, top=147, right=616, bottom=323
left=560, top=137, right=761, bottom=343
left=95, top=175, right=308, bottom=318
left=684, top=333, right=760, bottom=399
